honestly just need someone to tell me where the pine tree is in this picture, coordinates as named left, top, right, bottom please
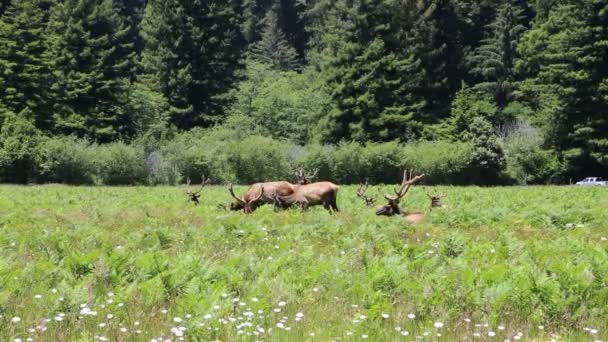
left=249, top=10, right=300, bottom=71
left=318, top=0, right=425, bottom=143
left=468, top=2, right=527, bottom=107
left=140, top=0, right=243, bottom=129
left=0, top=0, right=52, bottom=129
left=518, top=0, right=608, bottom=177
left=47, top=0, right=136, bottom=142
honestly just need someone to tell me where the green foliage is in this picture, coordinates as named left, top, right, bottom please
left=0, top=0, right=52, bottom=130
left=1, top=185, right=608, bottom=340
left=140, top=0, right=243, bottom=129
left=500, top=120, right=563, bottom=184
left=225, top=62, right=332, bottom=144
left=249, top=10, right=300, bottom=71
left=96, top=142, right=147, bottom=185
left=517, top=0, right=608, bottom=178
left=36, top=136, right=97, bottom=185
left=47, top=0, right=136, bottom=142
left=0, top=110, right=42, bottom=183
left=465, top=116, right=506, bottom=184
left=468, top=2, right=527, bottom=107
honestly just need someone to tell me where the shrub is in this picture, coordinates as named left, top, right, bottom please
left=96, top=142, right=147, bottom=185
left=36, top=136, right=96, bottom=184
left=401, top=140, right=475, bottom=184
left=0, top=110, right=42, bottom=183
left=222, top=136, right=293, bottom=183
left=499, top=120, right=563, bottom=184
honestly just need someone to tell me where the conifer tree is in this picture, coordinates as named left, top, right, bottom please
left=469, top=2, right=527, bottom=107
left=47, top=0, right=136, bottom=142
left=0, top=0, right=52, bottom=129
left=140, top=0, right=243, bottom=129
left=249, top=10, right=300, bottom=71
left=318, top=0, right=425, bottom=143
left=518, top=0, right=608, bottom=176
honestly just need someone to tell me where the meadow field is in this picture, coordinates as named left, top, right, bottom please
left=0, top=185, right=607, bottom=341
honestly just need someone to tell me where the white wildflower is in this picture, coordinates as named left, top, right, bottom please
left=407, top=313, right=416, bottom=319
left=12, top=317, right=21, bottom=323
left=381, top=313, right=390, bottom=319
left=434, top=322, right=444, bottom=328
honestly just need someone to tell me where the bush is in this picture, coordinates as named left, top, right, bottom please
left=96, top=142, right=147, bottom=185
left=500, top=120, right=563, bottom=184
left=222, top=136, right=293, bottom=184
left=401, top=140, right=475, bottom=184
left=36, top=136, right=97, bottom=184
left=0, top=111, right=42, bottom=183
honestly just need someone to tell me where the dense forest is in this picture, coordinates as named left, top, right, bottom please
left=0, top=0, right=606, bottom=185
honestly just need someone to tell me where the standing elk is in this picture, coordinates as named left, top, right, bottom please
left=227, top=183, right=267, bottom=214
left=376, top=170, right=426, bottom=224
left=356, top=181, right=376, bottom=206
left=273, top=181, right=339, bottom=213
left=185, top=175, right=211, bottom=205
left=226, top=168, right=319, bottom=213
left=227, top=181, right=295, bottom=213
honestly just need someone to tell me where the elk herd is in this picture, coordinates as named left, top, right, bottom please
left=184, top=168, right=448, bottom=224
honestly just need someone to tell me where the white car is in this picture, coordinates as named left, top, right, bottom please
left=575, top=177, right=608, bottom=186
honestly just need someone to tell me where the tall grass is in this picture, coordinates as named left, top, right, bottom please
left=0, top=185, right=606, bottom=341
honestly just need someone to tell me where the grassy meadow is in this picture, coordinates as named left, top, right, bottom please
left=0, top=185, right=607, bottom=341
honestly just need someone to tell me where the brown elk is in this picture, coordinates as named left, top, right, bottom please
left=227, top=181, right=296, bottom=212
left=273, top=181, right=339, bottom=213
left=227, top=183, right=267, bottom=214
left=425, top=187, right=448, bottom=209
left=185, top=175, right=211, bottom=205
left=226, top=168, right=320, bottom=213
left=376, top=170, right=426, bottom=224
left=356, top=181, right=376, bottom=206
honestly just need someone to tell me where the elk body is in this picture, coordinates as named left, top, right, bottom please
left=228, top=181, right=295, bottom=213
left=274, top=181, right=339, bottom=213
left=376, top=170, right=426, bottom=224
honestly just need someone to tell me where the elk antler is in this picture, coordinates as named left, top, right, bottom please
left=356, top=181, right=376, bottom=206
left=250, top=185, right=264, bottom=202
left=384, top=170, right=425, bottom=202
left=306, top=168, right=319, bottom=180
left=228, top=183, right=245, bottom=205
left=186, top=175, right=211, bottom=204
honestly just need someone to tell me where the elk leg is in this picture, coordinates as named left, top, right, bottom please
left=330, top=198, right=339, bottom=212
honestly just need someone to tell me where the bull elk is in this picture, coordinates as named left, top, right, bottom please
left=273, top=181, right=339, bottom=213
left=376, top=170, right=426, bottom=224
left=425, top=187, right=448, bottom=209
left=228, top=183, right=267, bottom=214
left=356, top=181, right=376, bottom=206
left=185, top=175, right=210, bottom=205
left=227, top=181, right=295, bottom=213
left=294, top=168, right=319, bottom=185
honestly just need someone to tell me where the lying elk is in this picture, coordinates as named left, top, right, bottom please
left=185, top=175, right=211, bottom=205
left=227, top=181, right=295, bottom=213
left=356, top=181, right=376, bottom=206
left=273, top=181, right=339, bottom=213
left=376, top=170, right=426, bottom=224
left=425, top=187, right=448, bottom=209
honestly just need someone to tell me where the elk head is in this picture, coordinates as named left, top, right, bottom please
left=376, top=170, right=424, bottom=216
left=294, top=168, right=319, bottom=185
left=228, top=183, right=264, bottom=214
left=185, top=175, right=210, bottom=205
left=425, top=187, right=447, bottom=208
left=356, top=181, right=376, bottom=206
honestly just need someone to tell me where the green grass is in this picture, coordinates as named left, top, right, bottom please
left=0, top=185, right=607, bottom=341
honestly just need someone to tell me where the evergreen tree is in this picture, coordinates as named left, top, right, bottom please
left=518, top=0, right=608, bottom=177
left=249, top=10, right=300, bottom=71
left=318, top=0, right=425, bottom=143
left=468, top=2, right=527, bottom=107
left=140, top=0, right=243, bottom=129
left=47, top=0, right=136, bottom=142
left=0, top=0, right=52, bottom=129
